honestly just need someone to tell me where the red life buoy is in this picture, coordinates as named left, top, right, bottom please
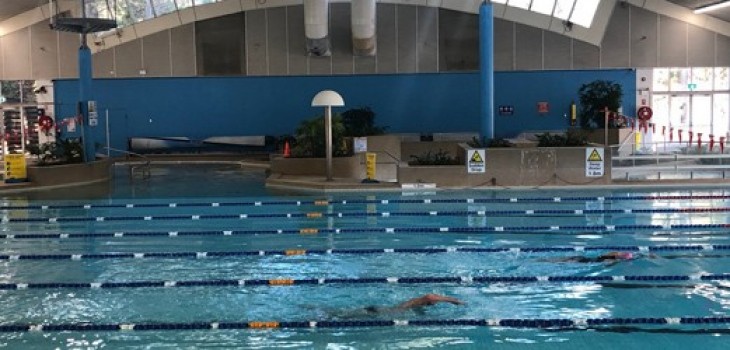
left=38, top=115, right=54, bottom=134
left=637, top=106, right=653, bottom=121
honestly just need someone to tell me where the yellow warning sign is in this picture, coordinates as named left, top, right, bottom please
left=467, top=149, right=486, bottom=174
left=4, top=154, right=27, bottom=183
left=585, top=148, right=605, bottom=177
left=587, top=149, right=602, bottom=162
left=366, top=152, right=377, bottom=180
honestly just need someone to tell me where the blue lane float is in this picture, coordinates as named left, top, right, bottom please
left=2, top=194, right=730, bottom=212
left=1, top=273, right=729, bottom=291
left=0, top=316, right=728, bottom=333
left=1, top=223, right=729, bottom=241
left=0, top=243, right=728, bottom=262
left=4, top=207, right=730, bottom=225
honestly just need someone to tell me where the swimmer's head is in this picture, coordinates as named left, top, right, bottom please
left=615, top=252, right=634, bottom=260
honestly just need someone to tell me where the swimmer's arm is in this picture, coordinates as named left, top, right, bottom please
left=395, top=294, right=464, bottom=310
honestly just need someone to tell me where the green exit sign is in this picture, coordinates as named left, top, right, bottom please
left=688, top=83, right=697, bottom=90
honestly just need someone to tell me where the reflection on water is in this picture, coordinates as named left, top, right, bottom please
left=2, top=163, right=273, bottom=201
left=1, top=175, right=730, bottom=348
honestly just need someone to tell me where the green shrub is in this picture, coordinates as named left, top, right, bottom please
left=28, top=138, right=84, bottom=165
left=536, top=130, right=588, bottom=147
left=341, top=107, right=387, bottom=137
left=409, top=149, right=460, bottom=166
left=291, top=115, right=349, bottom=158
left=468, top=136, right=513, bottom=148
left=578, top=80, right=623, bottom=129
left=290, top=107, right=387, bottom=158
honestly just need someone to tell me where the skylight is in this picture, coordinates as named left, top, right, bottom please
left=530, top=0, right=556, bottom=16
left=570, top=0, right=600, bottom=27
left=495, top=0, right=601, bottom=28
left=82, top=0, right=602, bottom=35
left=508, top=0, right=531, bottom=10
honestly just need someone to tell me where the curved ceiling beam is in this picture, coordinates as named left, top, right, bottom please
left=1, top=0, right=729, bottom=53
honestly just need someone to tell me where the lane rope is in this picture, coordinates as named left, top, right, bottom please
left=4, top=207, right=730, bottom=224
left=2, top=244, right=729, bottom=261
left=0, top=316, right=728, bottom=333
left=1, top=273, right=729, bottom=291
left=2, top=223, right=729, bottom=240
left=2, top=194, right=730, bottom=212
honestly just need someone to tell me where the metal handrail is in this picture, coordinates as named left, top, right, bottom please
left=103, top=147, right=151, bottom=179
left=610, top=141, right=730, bottom=180
left=613, top=129, right=637, bottom=156
left=355, top=150, right=402, bottom=182
left=363, top=150, right=402, bottom=165
left=102, top=146, right=148, bottom=160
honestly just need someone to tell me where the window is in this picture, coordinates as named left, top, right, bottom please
left=652, top=67, right=730, bottom=144
left=716, top=68, right=730, bottom=90
left=653, top=68, right=670, bottom=92
left=692, top=67, right=714, bottom=91
left=669, top=68, right=691, bottom=92
left=176, top=0, right=194, bottom=9
left=508, top=0, right=531, bottom=10
left=570, top=0, right=600, bottom=28
left=531, top=0, right=556, bottom=15
left=715, top=94, right=729, bottom=137
left=118, top=0, right=155, bottom=23
left=553, top=0, right=575, bottom=20
left=151, top=0, right=178, bottom=16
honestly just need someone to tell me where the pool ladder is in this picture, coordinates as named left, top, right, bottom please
left=103, top=147, right=151, bottom=180
left=130, top=162, right=151, bottom=179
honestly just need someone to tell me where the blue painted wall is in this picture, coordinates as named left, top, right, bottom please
left=54, top=69, right=635, bottom=151
left=494, top=69, right=636, bottom=136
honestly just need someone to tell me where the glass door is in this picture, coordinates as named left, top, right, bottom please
left=691, top=94, right=712, bottom=136
left=669, top=95, right=689, bottom=151
left=715, top=94, right=729, bottom=140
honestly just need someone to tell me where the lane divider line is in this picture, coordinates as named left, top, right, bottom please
left=0, top=316, right=729, bottom=333
left=3, top=224, right=730, bottom=241
left=0, top=273, right=728, bottom=291
left=3, top=194, right=730, bottom=211
left=5, top=207, right=730, bottom=224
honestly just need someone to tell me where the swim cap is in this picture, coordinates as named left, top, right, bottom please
left=616, top=252, right=634, bottom=260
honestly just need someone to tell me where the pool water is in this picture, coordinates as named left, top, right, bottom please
left=0, top=164, right=729, bottom=349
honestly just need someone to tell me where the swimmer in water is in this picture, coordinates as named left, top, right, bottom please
left=328, top=294, right=465, bottom=319
left=551, top=251, right=639, bottom=264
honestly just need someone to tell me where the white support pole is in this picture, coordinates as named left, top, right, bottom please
left=325, top=105, right=333, bottom=181
left=105, top=109, right=110, bottom=157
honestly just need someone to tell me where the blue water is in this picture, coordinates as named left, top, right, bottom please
left=0, top=164, right=729, bottom=348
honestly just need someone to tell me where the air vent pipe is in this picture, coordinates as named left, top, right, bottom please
left=304, top=0, right=331, bottom=56
left=351, top=0, right=376, bottom=56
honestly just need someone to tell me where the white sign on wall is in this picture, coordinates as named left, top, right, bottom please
left=353, top=137, right=367, bottom=153
left=467, top=149, right=486, bottom=174
left=88, top=100, right=98, bottom=127
left=585, top=147, right=604, bottom=177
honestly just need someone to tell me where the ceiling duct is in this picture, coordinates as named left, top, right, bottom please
left=304, top=0, right=331, bottom=57
left=351, top=0, right=376, bottom=56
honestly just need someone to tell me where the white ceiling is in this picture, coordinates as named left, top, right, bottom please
left=0, top=0, right=44, bottom=23
left=1, top=1, right=730, bottom=30
left=666, top=0, right=730, bottom=22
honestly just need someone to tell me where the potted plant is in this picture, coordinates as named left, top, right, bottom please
left=578, top=80, right=623, bottom=129
left=536, top=129, right=588, bottom=147
left=341, top=107, right=387, bottom=137
left=290, top=114, right=349, bottom=158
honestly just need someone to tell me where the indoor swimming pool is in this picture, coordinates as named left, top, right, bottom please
left=0, top=164, right=729, bottom=349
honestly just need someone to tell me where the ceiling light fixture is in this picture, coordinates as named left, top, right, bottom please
left=694, top=1, right=730, bottom=14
